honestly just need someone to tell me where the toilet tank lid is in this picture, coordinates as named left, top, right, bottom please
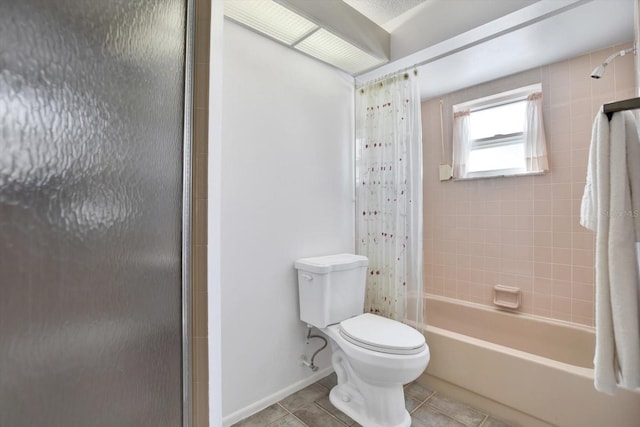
left=295, top=254, right=368, bottom=274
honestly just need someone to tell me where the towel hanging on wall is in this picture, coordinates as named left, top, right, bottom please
left=580, top=110, right=640, bottom=394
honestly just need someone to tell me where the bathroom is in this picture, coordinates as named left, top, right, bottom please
left=2, top=1, right=639, bottom=427
left=211, top=0, right=640, bottom=426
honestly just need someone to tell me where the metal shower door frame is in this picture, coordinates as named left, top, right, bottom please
left=182, top=0, right=196, bottom=425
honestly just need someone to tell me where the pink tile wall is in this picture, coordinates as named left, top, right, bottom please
left=422, top=43, right=636, bottom=327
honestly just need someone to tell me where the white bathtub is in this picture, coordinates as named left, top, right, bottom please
left=418, top=295, right=640, bottom=427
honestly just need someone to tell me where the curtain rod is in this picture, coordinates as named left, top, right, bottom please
left=356, top=68, right=418, bottom=90
left=354, top=0, right=591, bottom=87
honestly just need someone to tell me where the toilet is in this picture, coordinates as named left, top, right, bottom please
left=295, top=254, right=430, bottom=427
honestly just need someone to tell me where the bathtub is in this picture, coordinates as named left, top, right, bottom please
left=417, top=295, right=640, bottom=427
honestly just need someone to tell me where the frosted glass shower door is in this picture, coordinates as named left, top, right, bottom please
left=0, top=1, right=190, bottom=426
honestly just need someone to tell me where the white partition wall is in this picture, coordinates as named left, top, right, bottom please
left=220, top=20, right=355, bottom=424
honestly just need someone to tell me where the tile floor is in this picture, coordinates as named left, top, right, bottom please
left=232, top=373, right=511, bottom=427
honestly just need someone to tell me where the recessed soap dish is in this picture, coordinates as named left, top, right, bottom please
left=493, top=285, right=521, bottom=309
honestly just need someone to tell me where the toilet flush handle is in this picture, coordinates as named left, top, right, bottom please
left=301, top=274, right=313, bottom=281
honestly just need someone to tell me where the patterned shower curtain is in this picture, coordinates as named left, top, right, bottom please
left=356, top=71, right=423, bottom=326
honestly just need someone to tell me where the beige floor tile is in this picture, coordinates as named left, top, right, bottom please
left=404, top=382, right=434, bottom=402
left=317, top=372, right=338, bottom=390
left=427, top=394, right=487, bottom=427
left=279, top=383, right=329, bottom=412
left=233, top=404, right=288, bottom=427
left=233, top=379, right=507, bottom=427
left=411, top=405, right=467, bottom=427
left=314, top=395, right=356, bottom=425
left=405, top=396, right=422, bottom=414
left=293, top=403, right=349, bottom=427
left=481, top=416, right=513, bottom=427
left=266, top=414, right=306, bottom=427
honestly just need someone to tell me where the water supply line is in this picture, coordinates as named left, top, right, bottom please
left=301, top=325, right=327, bottom=372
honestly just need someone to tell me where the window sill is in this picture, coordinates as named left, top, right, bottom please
left=451, top=170, right=546, bottom=182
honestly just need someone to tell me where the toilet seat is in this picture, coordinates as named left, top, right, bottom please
left=339, top=313, right=426, bottom=355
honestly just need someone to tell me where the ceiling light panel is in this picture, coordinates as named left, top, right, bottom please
left=294, top=28, right=386, bottom=75
left=224, top=0, right=318, bottom=45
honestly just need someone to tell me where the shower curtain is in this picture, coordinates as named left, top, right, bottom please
left=355, top=71, right=423, bottom=327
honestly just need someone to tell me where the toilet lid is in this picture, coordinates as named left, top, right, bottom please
left=339, top=313, right=426, bottom=355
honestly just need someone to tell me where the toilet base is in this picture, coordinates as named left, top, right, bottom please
left=322, top=327, right=424, bottom=427
left=329, top=382, right=411, bottom=427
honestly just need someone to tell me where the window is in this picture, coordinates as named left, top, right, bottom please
left=452, top=84, right=548, bottom=179
left=467, top=100, right=526, bottom=174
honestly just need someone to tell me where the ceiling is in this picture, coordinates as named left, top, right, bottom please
left=225, top=0, right=636, bottom=100
left=352, top=0, right=635, bottom=99
left=341, top=0, right=427, bottom=29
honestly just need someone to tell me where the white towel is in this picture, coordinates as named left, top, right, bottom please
left=581, top=111, right=640, bottom=394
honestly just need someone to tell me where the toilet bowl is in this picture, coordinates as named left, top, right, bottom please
left=295, top=254, right=430, bottom=427
left=322, top=314, right=429, bottom=427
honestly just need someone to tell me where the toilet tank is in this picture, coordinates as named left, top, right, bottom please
left=295, top=254, right=369, bottom=328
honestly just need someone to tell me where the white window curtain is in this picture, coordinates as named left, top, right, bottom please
left=355, top=71, right=423, bottom=327
left=451, top=109, right=471, bottom=178
left=524, top=92, right=549, bottom=172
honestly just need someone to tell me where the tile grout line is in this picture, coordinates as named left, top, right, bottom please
left=312, top=401, right=353, bottom=426
left=273, top=402, right=304, bottom=427
left=313, top=378, right=354, bottom=425
left=408, top=389, right=436, bottom=414
left=416, top=391, right=490, bottom=427
left=463, top=413, right=489, bottom=427
left=288, top=410, right=309, bottom=427
left=274, top=396, right=350, bottom=427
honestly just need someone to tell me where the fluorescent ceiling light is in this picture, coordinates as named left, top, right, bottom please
left=224, top=0, right=388, bottom=75
left=224, top=0, right=318, bottom=45
left=294, top=28, right=386, bottom=75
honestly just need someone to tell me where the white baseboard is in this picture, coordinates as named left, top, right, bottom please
left=222, top=366, right=334, bottom=427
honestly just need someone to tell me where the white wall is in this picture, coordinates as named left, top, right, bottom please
left=220, top=21, right=355, bottom=423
